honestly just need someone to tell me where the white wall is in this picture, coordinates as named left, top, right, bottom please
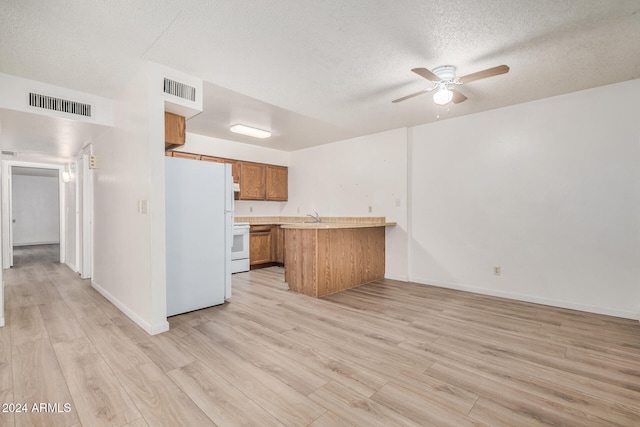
left=177, top=133, right=291, bottom=216
left=409, top=79, right=640, bottom=319
left=178, top=130, right=409, bottom=280
left=91, top=62, right=169, bottom=335
left=0, top=72, right=113, bottom=126
left=64, top=163, right=77, bottom=272
left=93, top=73, right=639, bottom=324
left=284, top=128, right=409, bottom=281
left=12, top=174, right=60, bottom=246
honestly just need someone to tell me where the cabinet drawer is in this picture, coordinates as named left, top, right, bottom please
left=250, top=225, right=272, bottom=233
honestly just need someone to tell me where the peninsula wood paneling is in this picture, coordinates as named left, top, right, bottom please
left=284, top=227, right=385, bottom=297
left=284, top=228, right=317, bottom=296
left=316, top=227, right=385, bottom=297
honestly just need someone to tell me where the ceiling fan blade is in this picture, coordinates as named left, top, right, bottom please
left=392, top=89, right=429, bottom=103
left=411, top=67, right=440, bottom=81
left=451, top=89, right=467, bottom=104
left=458, top=65, right=510, bottom=84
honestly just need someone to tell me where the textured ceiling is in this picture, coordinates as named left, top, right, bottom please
left=1, top=0, right=639, bottom=157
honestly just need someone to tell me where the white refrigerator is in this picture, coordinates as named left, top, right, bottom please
left=165, top=156, right=233, bottom=316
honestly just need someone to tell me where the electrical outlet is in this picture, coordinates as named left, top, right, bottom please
left=395, top=198, right=401, bottom=207
left=493, top=266, right=501, bottom=276
left=249, top=206, right=253, bottom=213
left=368, top=206, right=372, bottom=213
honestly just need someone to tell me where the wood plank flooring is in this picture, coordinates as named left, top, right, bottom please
left=2, top=244, right=640, bottom=426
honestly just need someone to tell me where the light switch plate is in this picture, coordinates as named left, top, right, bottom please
left=138, top=200, right=149, bottom=214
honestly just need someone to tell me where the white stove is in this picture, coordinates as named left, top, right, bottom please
left=231, top=222, right=250, bottom=273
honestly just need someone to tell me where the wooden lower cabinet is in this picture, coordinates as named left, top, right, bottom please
left=250, top=224, right=285, bottom=269
left=250, top=225, right=272, bottom=267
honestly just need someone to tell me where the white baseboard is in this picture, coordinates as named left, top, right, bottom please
left=13, top=241, right=60, bottom=247
left=410, top=276, right=638, bottom=320
left=384, top=273, right=409, bottom=282
left=91, top=280, right=169, bottom=335
left=65, top=261, right=78, bottom=273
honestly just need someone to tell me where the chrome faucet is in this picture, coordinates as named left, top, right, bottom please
left=306, top=212, right=321, bottom=223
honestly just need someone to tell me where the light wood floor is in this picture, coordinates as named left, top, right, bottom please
left=2, top=245, right=640, bottom=426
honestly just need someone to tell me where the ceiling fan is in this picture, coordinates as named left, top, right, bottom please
left=392, top=64, right=510, bottom=105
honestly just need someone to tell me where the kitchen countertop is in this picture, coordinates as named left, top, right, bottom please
left=280, top=222, right=395, bottom=229
left=235, top=216, right=396, bottom=228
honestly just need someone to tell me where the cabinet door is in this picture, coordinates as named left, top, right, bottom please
left=165, top=112, right=186, bottom=148
left=266, top=165, right=288, bottom=201
left=239, top=162, right=266, bottom=200
left=172, top=152, right=201, bottom=160
left=201, top=156, right=240, bottom=183
left=250, top=227, right=272, bottom=265
left=228, top=160, right=240, bottom=183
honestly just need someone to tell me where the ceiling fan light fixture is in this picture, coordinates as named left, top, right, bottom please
left=433, top=87, right=453, bottom=105
left=229, top=124, right=271, bottom=139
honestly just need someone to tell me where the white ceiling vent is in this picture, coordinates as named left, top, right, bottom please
left=28, top=92, right=92, bottom=117
left=163, top=78, right=196, bottom=102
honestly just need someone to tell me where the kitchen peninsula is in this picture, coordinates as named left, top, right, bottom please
left=236, top=216, right=395, bottom=297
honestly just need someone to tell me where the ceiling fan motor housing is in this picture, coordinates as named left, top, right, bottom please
left=432, top=65, right=457, bottom=82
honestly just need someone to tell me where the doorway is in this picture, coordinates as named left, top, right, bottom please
left=1, top=161, right=66, bottom=269
left=10, top=166, right=61, bottom=267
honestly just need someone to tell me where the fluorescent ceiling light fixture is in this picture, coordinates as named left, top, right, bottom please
left=229, top=124, right=271, bottom=139
left=433, top=87, right=453, bottom=105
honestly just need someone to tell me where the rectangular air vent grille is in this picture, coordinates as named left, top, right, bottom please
left=163, top=78, right=196, bottom=102
left=29, top=93, right=92, bottom=117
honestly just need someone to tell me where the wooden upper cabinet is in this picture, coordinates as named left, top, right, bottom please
left=165, top=112, right=185, bottom=150
left=201, top=156, right=240, bottom=183
left=239, top=162, right=266, bottom=200
left=228, top=159, right=240, bottom=184
left=172, top=151, right=201, bottom=160
left=165, top=150, right=285, bottom=201
left=266, top=165, right=288, bottom=201
left=200, top=155, right=225, bottom=163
